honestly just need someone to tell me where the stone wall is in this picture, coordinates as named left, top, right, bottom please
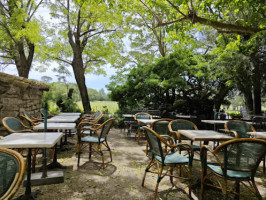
left=0, top=72, right=49, bottom=136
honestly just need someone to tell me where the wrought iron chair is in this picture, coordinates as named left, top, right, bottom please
left=134, top=112, right=152, bottom=144
left=224, top=120, right=256, bottom=138
left=142, top=126, right=193, bottom=200
left=168, top=119, right=201, bottom=152
left=0, top=147, right=25, bottom=200
left=77, top=118, right=114, bottom=168
left=200, top=138, right=266, bottom=200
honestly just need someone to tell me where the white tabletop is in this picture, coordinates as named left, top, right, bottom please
left=47, top=115, right=80, bottom=123
left=0, top=132, right=63, bottom=148
left=33, top=123, right=76, bottom=130
left=138, top=119, right=158, bottom=124
left=201, top=120, right=254, bottom=125
left=123, top=114, right=134, bottom=118
left=178, top=130, right=233, bottom=141
left=176, top=115, right=197, bottom=119
left=247, top=132, right=266, bottom=139
left=58, top=112, right=81, bottom=116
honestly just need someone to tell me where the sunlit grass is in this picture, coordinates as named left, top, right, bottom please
left=77, top=101, right=119, bottom=113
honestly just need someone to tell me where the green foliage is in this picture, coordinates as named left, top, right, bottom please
left=227, top=111, right=242, bottom=119
left=108, top=48, right=231, bottom=117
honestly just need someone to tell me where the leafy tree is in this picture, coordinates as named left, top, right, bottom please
left=41, top=75, right=53, bottom=83
left=45, top=0, right=124, bottom=113
left=108, top=48, right=231, bottom=116
left=0, top=0, right=43, bottom=78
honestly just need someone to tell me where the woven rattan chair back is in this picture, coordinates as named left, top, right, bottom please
left=0, top=148, right=25, bottom=200
left=225, top=120, right=255, bottom=138
left=2, top=117, right=25, bottom=134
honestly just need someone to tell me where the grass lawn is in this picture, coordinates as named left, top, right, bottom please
left=77, top=101, right=119, bottom=113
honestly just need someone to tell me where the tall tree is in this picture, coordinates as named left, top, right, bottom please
left=46, top=0, right=124, bottom=113
left=0, top=0, right=43, bottom=78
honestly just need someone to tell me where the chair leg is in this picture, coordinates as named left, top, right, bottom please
left=89, top=143, right=92, bottom=159
left=170, top=167, right=173, bottom=184
left=138, top=130, right=141, bottom=144
left=223, top=178, right=228, bottom=200
left=98, top=144, right=105, bottom=168
left=31, top=149, right=38, bottom=173
left=188, top=165, right=192, bottom=198
left=154, top=166, right=163, bottom=200
left=142, top=159, right=153, bottom=186
left=200, top=168, right=206, bottom=200
left=234, top=181, right=240, bottom=200
left=77, top=149, right=81, bottom=167
left=251, top=179, right=263, bottom=200
left=105, top=141, right=112, bottom=162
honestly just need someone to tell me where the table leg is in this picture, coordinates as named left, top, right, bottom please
left=47, top=144, right=67, bottom=169
left=15, top=148, right=40, bottom=200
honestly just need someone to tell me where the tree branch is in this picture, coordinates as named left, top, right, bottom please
left=47, top=54, right=72, bottom=65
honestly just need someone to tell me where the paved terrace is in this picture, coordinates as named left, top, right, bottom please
left=13, top=129, right=266, bottom=200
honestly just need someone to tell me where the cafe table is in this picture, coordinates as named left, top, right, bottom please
left=57, top=112, right=81, bottom=116
left=33, top=122, right=76, bottom=144
left=247, top=132, right=266, bottom=139
left=138, top=119, right=158, bottom=125
left=178, top=130, right=233, bottom=146
left=47, top=115, right=80, bottom=123
left=0, top=132, right=63, bottom=200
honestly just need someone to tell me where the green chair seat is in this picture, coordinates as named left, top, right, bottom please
left=207, top=164, right=251, bottom=179
left=155, top=152, right=189, bottom=164
left=81, top=136, right=105, bottom=143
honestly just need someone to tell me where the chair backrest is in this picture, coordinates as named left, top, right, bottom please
left=225, top=120, right=255, bottom=138
left=168, top=119, right=198, bottom=141
left=143, top=126, right=164, bottom=159
left=93, top=111, right=102, bottom=120
left=20, top=116, right=33, bottom=128
left=134, top=112, right=152, bottom=120
left=40, top=108, right=45, bottom=117
left=99, top=118, right=115, bottom=140
left=150, top=119, right=173, bottom=136
left=214, top=138, right=266, bottom=176
left=2, top=117, right=25, bottom=134
left=0, top=147, right=25, bottom=200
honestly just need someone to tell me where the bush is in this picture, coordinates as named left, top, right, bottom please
left=227, top=111, right=241, bottom=119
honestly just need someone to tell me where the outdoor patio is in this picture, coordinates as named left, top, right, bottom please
left=11, top=128, right=266, bottom=200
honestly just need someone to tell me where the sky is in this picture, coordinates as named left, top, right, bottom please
left=2, top=64, right=117, bottom=92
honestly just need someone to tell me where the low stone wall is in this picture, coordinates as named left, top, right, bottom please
left=0, top=72, right=49, bottom=136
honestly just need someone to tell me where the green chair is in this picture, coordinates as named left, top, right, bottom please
left=224, top=120, right=256, bottom=138
left=77, top=118, right=114, bottom=168
left=2, top=117, right=33, bottom=135
left=168, top=119, right=201, bottom=151
left=0, top=147, right=25, bottom=200
left=142, top=126, right=193, bottom=200
left=148, top=118, right=173, bottom=154
left=21, top=111, right=43, bottom=126
left=200, top=138, right=266, bottom=200
left=134, top=112, right=152, bottom=144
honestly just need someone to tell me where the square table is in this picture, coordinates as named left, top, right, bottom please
left=0, top=132, right=63, bottom=199
left=178, top=130, right=233, bottom=141
left=47, top=115, right=80, bottom=123
left=138, top=119, right=158, bottom=125
left=57, top=112, right=81, bottom=116
left=247, top=132, right=266, bottom=139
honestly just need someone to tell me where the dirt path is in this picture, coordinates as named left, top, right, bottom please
left=13, top=129, right=266, bottom=200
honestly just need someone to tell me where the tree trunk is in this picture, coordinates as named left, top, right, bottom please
left=243, top=92, right=253, bottom=113
left=72, top=56, right=91, bottom=114
left=251, top=58, right=262, bottom=115
left=13, top=41, right=34, bottom=78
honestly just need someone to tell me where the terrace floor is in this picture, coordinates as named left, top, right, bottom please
left=13, top=129, right=266, bottom=200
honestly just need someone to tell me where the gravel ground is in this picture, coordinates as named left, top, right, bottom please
left=13, top=129, right=266, bottom=200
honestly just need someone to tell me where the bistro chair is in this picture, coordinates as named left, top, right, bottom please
left=200, top=138, right=266, bottom=200
left=40, top=108, right=55, bottom=119
left=224, top=120, right=256, bottom=138
left=0, top=147, right=25, bottom=200
left=142, top=126, right=193, bottom=200
left=21, top=111, right=43, bottom=123
left=134, top=112, right=152, bottom=144
left=77, top=118, right=114, bottom=168
left=77, top=112, right=104, bottom=136
left=1, top=117, right=39, bottom=173
left=2, top=117, right=33, bottom=135
left=148, top=118, right=173, bottom=154
left=168, top=119, right=201, bottom=152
